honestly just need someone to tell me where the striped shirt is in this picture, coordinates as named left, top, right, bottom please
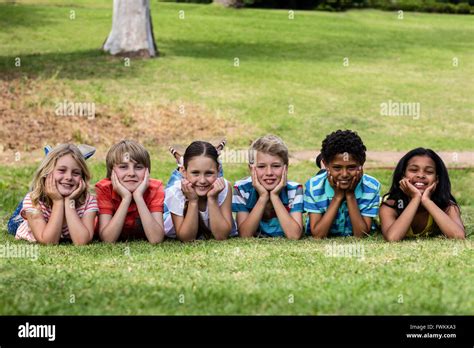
left=304, top=171, right=381, bottom=236
left=232, top=176, right=304, bottom=237
left=16, top=192, right=98, bottom=242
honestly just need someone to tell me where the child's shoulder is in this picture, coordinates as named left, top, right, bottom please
left=233, top=176, right=252, bottom=189
left=148, top=178, right=164, bottom=190
left=361, top=173, right=381, bottom=190
left=95, top=178, right=112, bottom=190
left=286, top=180, right=303, bottom=191
left=305, top=170, right=328, bottom=187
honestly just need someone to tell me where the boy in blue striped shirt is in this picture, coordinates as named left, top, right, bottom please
left=232, top=135, right=304, bottom=239
left=304, top=130, right=381, bottom=238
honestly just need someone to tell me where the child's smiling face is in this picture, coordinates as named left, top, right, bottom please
left=184, top=156, right=219, bottom=197
left=253, top=151, right=285, bottom=191
left=324, top=153, right=362, bottom=191
left=53, top=154, right=82, bottom=197
left=114, top=160, right=146, bottom=193
left=404, top=155, right=437, bottom=193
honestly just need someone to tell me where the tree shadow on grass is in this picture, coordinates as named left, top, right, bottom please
left=0, top=3, right=55, bottom=30
left=0, top=49, right=148, bottom=81
left=0, top=35, right=389, bottom=81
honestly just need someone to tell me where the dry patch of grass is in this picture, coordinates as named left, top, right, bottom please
left=0, top=76, right=239, bottom=154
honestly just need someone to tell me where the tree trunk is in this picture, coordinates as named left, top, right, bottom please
left=213, top=0, right=244, bottom=8
left=103, top=0, right=157, bottom=58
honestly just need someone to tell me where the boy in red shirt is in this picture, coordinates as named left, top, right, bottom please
left=95, top=140, right=165, bottom=243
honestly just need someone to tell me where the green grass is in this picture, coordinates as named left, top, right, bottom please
left=0, top=157, right=473, bottom=315
left=0, top=0, right=473, bottom=315
left=0, top=0, right=473, bottom=150
left=1, top=234, right=473, bottom=315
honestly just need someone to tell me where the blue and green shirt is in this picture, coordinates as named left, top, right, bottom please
left=304, top=170, right=381, bottom=236
left=232, top=176, right=304, bottom=237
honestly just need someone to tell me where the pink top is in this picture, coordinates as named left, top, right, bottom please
left=16, top=192, right=98, bottom=242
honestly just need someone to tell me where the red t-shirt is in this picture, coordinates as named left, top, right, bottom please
left=95, top=178, right=164, bottom=239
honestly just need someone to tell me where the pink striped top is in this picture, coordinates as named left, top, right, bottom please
left=16, top=192, right=98, bottom=242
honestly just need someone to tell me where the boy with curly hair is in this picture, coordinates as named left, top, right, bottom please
left=304, top=130, right=381, bottom=238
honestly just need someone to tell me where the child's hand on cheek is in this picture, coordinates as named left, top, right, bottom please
left=346, top=166, right=363, bottom=194
left=207, top=177, right=225, bottom=199
left=111, top=170, right=132, bottom=200
left=271, top=165, right=287, bottom=197
left=181, top=179, right=199, bottom=202
left=251, top=165, right=269, bottom=199
left=328, top=173, right=345, bottom=199
left=133, top=169, right=149, bottom=199
left=67, top=178, right=85, bottom=201
left=421, top=180, right=437, bottom=204
left=399, top=177, right=421, bottom=200
left=45, top=173, right=63, bottom=202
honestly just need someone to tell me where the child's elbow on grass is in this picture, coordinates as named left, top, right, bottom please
left=38, top=238, right=60, bottom=245
left=383, top=233, right=401, bottom=242
left=450, top=230, right=466, bottom=240
left=148, top=238, right=163, bottom=245
left=99, top=232, right=117, bottom=243
left=72, top=239, right=91, bottom=246
left=176, top=232, right=195, bottom=243
left=311, top=232, right=325, bottom=240
left=310, top=227, right=326, bottom=239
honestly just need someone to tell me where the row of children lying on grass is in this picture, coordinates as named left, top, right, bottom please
left=7, top=130, right=465, bottom=245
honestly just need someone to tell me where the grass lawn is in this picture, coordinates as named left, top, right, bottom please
left=0, top=0, right=473, bottom=151
left=0, top=157, right=473, bottom=315
left=0, top=0, right=473, bottom=315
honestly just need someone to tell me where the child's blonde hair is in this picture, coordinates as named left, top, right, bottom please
left=30, top=144, right=91, bottom=208
left=106, top=140, right=151, bottom=179
left=249, top=134, right=289, bottom=165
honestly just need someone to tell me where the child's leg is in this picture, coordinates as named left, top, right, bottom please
left=218, top=159, right=224, bottom=177
left=164, top=168, right=184, bottom=218
left=166, top=168, right=184, bottom=190
left=7, top=200, right=24, bottom=236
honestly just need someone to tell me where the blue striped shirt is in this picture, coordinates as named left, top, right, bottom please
left=304, top=171, right=381, bottom=236
left=232, top=176, right=304, bottom=237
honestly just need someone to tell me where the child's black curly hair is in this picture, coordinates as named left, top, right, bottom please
left=316, top=130, right=367, bottom=168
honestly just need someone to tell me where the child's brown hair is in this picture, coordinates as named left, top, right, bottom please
left=106, top=140, right=151, bottom=179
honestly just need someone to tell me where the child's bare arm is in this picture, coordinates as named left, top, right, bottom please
left=270, top=196, right=302, bottom=240
left=238, top=167, right=270, bottom=237
left=63, top=180, right=95, bottom=245
left=28, top=174, right=65, bottom=244
left=172, top=203, right=199, bottom=242
left=310, top=196, right=343, bottom=239
left=98, top=198, right=131, bottom=242
left=173, top=179, right=199, bottom=241
left=420, top=181, right=465, bottom=239
left=237, top=197, right=268, bottom=237
left=346, top=194, right=372, bottom=237
left=381, top=178, right=422, bottom=241
left=268, top=166, right=303, bottom=239
left=345, top=170, right=371, bottom=237
left=26, top=202, right=64, bottom=245
left=380, top=199, right=419, bottom=241
left=99, top=171, right=134, bottom=242
left=64, top=201, right=95, bottom=245
left=135, top=196, right=164, bottom=244
left=132, top=170, right=165, bottom=244
left=208, top=181, right=233, bottom=240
